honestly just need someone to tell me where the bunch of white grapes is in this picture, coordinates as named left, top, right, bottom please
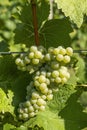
left=16, top=45, right=73, bottom=120
left=15, top=46, right=45, bottom=73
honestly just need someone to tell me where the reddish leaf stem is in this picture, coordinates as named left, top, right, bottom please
left=31, top=0, right=39, bottom=46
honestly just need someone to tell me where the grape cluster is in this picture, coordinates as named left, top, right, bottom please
left=16, top=45, right=73, bottom=120
left=15, top=46, right=45, bottom=73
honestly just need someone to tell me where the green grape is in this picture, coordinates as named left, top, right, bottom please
left=17, top=108, right=24, bottom=114
left=38, top=75, right=46, bottom=83
left=31, top=99, right=37, bottom=104
left=32, top=58, right=39, bottom=64
left=51, top=61, right=59, bottom=69
left=32, top=92, right=40, bottom=99
left=59, top=48, right=66, bottom=55
left=34, top=51, right=43, bottom=59
left=47, top=94, right=53, bottom=101
left=41, top=95, right=47, bottom=100
left=30, top=46, right=37, bottom=52
left=24, top=108, right=28, bottom=113
left=66, top=47, right=73, bottom=56
left=61, top=77, right=67, bottom=83
left=28, top=106, right=34, bottom=112
left=45, top=53, right=51, bottom=61
left=28, top=52, right=35, bottom=59
left=39, top=105, right=45, bottom=111
left=24, top=101, right=31, bottom=107
left=53, top=48, right=59, bottom=55
left=37, top=99, right=46, bottom=106
left=29, top=112, right=35, bottom=117
left=56, top=54, right=64, bottom=61
left=33, top=104, right=39, bottom=110
left=63, top=55, right=70, bottom=63
left=22, top=113, right=29, bottom=119
left=55, top=77, right=62, bottom=83
left=52, top=70, right=59, bottom=78
left=39, top=83, right=47, bottom=91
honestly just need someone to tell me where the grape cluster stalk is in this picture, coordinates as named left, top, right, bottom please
left=15, top=45, right=73, bottom=120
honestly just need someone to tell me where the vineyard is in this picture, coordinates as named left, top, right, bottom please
left=0, top=0, right=87, bottom=130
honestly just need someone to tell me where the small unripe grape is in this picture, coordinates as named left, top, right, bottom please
left=62, top=77, right=67, bottom=83
left=45, top=53, right=51, bottom=61
left=36, top=71, right=40, bottom=76
left=41, top=71, right=46, bottom=76
left=56, top=54, right=64, bottom=61
left=19, top=114, right=23, bottom=120
left=15, top=58, right=21, bottom=65
left=24, top=108, right=28, bottom=113
left=29, top=112, right=35, bottom=117
left=21, top=67, right=26, bottom=71
left=50, top=78, right=55, bottom=82
left=28, top=106, right=34, bottom=112
left=51, top=61, right=59, bottom=69
left=65, top=72, right=70, bottom=79
left=48, top=47, right=54, bottom=53
left=24, top=56, right=30, bottom=64
left=66, top=47, right=73, bottom=56
left=39, top=105, right=45, bottom=111
left=46, top=72, right=51, bottom=77
left=37, top=99, right=46, bottom=106
left=63, top=55, right=70, bottom=63
left=34, top=51, right=42, bottom=59
left=55, top=77, right=62, bottom=83
left=31, top=99, right=37, bottom=104
left=18, top=108, right=24, bottom=114
left=52, top=70, right=59, bottom=78
left=30, top=46, right=37, bottom=52
left=39, top=83, right=47, bottom=91
left=41, top=95, right=47, bottom=100
left=32, top=92, right=40, bottom=99
left=38, top=45, right=45, bottom=52
left=59, top=48, right=66, bottom=55
left=24, top=101, right=31, bottom=107
left=53, top=48, right=59, bottom=55
left=33, top=104, right=39, bottom=109
left=46, top=78, right=50, bottom=85
left=32, top=58, right=39, bottom=64
left=28, top=52, right=34, bottom=59
left=38, top=75, right=46, bottom=83
left=42, top=87, right=48, bottom=94
left=22, top=113, right=29, bottom=119
left=34, top=80, right=40, bottom=87
left=60, top=66, right=67, bottom=71
left=47, top=94, right=53, bottom=101
left=59, top=69, right=67, bottom=78
left=48, top=89, right=52, bottom=94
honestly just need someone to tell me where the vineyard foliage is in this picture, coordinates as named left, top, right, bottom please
left=0, top=0, right=87, bottom=130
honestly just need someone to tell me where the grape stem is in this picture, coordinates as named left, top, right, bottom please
left=31, top=0, right=39, bottom=46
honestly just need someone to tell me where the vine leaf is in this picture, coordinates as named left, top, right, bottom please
left=14, top=1, right=72, bottom=47
left=55, top=0, right=87, bottom=27
left=40, top=19, right=72, bottom=48
left=0, top=88, right=14, bottom=115
left=24, top=110, right=65, bottom=130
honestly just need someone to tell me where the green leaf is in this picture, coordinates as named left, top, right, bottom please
left=59, top=90, right=87, bottom=130
left=14, top=0, right=50, bottom=46
left=40, top=19, right=72, bottom=48
left=0, top=88, right=14, bottom=114
left=24, top=110, right=65, bottom=130
left=75, top=55, right=86, bottom=83
left=0, top=0, right=10, bottom=5
left=55, top=0, right=87, bottom=27
left=3, top=123, right=16, bottom=130
left=48, top=84, right=76, bottom=112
